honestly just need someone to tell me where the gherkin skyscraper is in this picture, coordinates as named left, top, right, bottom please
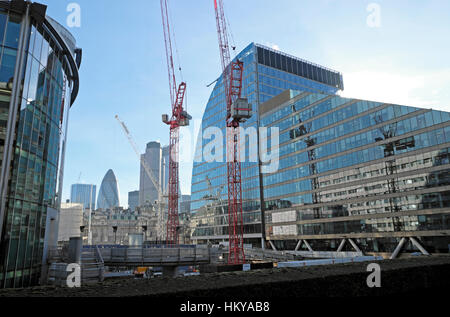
left=97, top=169, right=120, bottom=210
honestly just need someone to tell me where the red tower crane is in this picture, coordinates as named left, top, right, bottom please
left=213, top=0, right=252, bottom=264
left=160, top=0, right=191, bottom=246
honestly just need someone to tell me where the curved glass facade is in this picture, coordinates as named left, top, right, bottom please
left=262, top=89, right=450, bottom=254
left=0, top=2, right=80, bottom=288
left=97, top=169, right=120, bottom=210
left=190, top=43, right=343, bottom=245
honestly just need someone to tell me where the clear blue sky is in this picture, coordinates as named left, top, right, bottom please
left=38, top=0, right=450, bottom=208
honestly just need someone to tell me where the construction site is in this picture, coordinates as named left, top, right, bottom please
left=0, top=0, right=449, bottom=297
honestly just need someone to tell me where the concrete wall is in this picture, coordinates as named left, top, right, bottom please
left=58, top=203, right=83, bottom=242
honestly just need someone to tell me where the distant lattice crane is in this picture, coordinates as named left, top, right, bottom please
left=115, top=115, right=166, bottom=242
left=213, top=0, right=252, bottom=264
left=160, top=0, right=191, bottom=246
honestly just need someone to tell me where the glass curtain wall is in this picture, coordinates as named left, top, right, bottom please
left=0, top=12, right=71, bottom=288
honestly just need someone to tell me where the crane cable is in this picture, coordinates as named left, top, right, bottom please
left=167, top=0, right=187, bottom=112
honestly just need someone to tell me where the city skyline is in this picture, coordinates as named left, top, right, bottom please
left=0, top=0, right=449, bottom=296
left=34, top=0, right=450, bottom=211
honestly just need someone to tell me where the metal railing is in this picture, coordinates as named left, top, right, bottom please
left=47, top=245, right=70, bottom=263
left=96, top=246, right=214, bottom=266
left=244, top=248, right=301, bottom=262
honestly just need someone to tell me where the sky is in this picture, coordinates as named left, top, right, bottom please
left=37, top=0, right=450, bottom=208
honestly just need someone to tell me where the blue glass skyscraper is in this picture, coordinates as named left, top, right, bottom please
left=190, top=43, right=343, bottom=246
left=97, top=169, right=120, bottom=210
left=70, top=184, right=96, bottom=210
left=260, top=89, right=450, bottom=254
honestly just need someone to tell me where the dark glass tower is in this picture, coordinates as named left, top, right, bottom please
left=0, top=1, right=81, bottom=288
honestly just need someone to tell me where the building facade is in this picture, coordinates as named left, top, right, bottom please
left=0, top=1, right=81, bottom=288
left=128, top=190, right=139, bottom=212
left=260, top=89, right=450, bottom=255
left=70, top=183, right=96, bottom=210
left=97, top=169, right=120, bottom=210
left=189, top=43, right=343, bottom=246
left=82, top=207, right=154, bottom=245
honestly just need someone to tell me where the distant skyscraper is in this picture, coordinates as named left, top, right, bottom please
left=71, top=184, right=96, bottom=210
left=139, top=142, right=162, bottom=206
left=97, top=169, right=120, bottom=210
left=139, top=142, right=177, bottom=208
left=180, top=195, right=191, bottom=220
left=161, top=145, right=170, bottom=195
left=128, top=190, right=139, bottom=212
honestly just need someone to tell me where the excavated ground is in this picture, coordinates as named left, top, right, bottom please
left=0, top=256, right=449, bottom=297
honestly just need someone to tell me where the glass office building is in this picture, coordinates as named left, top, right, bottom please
left=189, top=43, right=343, bottom=246
left=128, top=190, right=139, bottom=212
left=70, top=184, right=96, bottom=210
left=0, top=1, right=81, bottom=288
left=261, top=89, right=450, bottom=255
left=97, top=169, right=120, bottom=210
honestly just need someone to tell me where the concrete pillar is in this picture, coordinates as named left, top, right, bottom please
left=162, top=266, right=178, bottom=278
left=40, top=207, right=59, bottom=285
left=390, top=237, right=406, bottom=259
left=409, top=237, right=430, bottom=256
left=269, top=240, right=277, bottom=251
left=68, top=237, right=82, bottom=264
left=337, top=239, right=346, bottom=252
left=348, top=238, right=361, bottom=253
left=303, top=240, right=313, bottom=252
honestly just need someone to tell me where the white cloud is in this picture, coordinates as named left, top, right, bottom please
left=265, top=42, right=280, bottom=51
left=340, top=69, right=450, bottom=112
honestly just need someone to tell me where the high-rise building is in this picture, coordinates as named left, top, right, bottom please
left=70, top=184, right=96, bottom=210
left=128, top=190, right=139, bottom=212
left=0, top=1, right=82, bottom=288
left=260, top=89, right=450, bottom=255
left=180, top=194, right=191, bottom=219
left=161, top=145, right=170, bottom=195
left=139, top=141, right=162, bottom=206
left=190, top=43, right=343, bottom=247
left=97, top=169, right=120, bottom=210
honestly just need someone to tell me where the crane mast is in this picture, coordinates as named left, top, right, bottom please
left=214, top=0, right=251, bottom=264
left=160, top=0, right=191, bottom=246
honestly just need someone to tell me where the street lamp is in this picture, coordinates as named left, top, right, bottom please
left=142, top=225, right=148, bottom=245
left=112, top=226, right=118, bottom=245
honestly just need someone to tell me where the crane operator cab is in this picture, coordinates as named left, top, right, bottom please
left=162, top=110, right=192, bottom=127
left=230, top=98, right=252, bottom=123
left=179, top=110, right=192, bottom=127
